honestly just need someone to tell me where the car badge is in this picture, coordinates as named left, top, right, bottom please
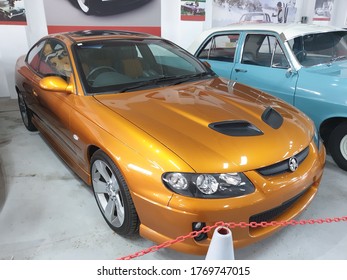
left=288, top=157, right=299, bottom=172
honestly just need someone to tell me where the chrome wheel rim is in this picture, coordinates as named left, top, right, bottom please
left=18, top=94, right=29, bottom=127
left=340, top=135, right=347, bottom=160
left=77, top=0, right=90, bottom=13
left=92, top=160, right=125, bottom=228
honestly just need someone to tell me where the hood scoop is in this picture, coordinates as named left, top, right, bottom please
left=209, top=120, right=263, bottom=136
left=261, top=107, right=283, bottom=129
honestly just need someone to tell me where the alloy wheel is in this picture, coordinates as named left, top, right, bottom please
left=91, top=159, right=125, bottom=228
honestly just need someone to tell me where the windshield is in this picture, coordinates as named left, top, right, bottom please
left=73, top=38, right=213, bottom=94
left=288, top=31, right=347, bottom=67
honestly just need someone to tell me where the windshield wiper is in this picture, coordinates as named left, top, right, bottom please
left=117, top=80, right=157, bottom=93
left=170, top=72, right=214, bottom=85
left=117, top=76, right=179, bottom=93
left=117, top=72, right=214, bottom=92
left=330, top=55, right=347, bottom=63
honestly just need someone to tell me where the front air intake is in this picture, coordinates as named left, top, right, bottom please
left=209, top=120, right=263, bottom=136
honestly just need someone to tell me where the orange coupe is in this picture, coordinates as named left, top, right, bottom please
left=15, top=30, right=326, bottom=255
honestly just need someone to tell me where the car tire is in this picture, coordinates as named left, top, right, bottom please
left=17, top=93, right=37, bottom=132
left=91, top=150, right=139, bottom=235
left=76, top=0, right=97, bottom=15
left=329, top=122, right=347, bottom=171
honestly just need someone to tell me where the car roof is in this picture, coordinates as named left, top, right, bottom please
left=47, top=30, right=160, bottom=44
left=188, top=23, right=344, bottom=53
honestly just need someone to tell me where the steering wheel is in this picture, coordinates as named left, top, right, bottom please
left=86, top=66, right=117, bottom=83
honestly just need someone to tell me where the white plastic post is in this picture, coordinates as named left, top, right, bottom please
left=205, top=226, right=235, bottom=260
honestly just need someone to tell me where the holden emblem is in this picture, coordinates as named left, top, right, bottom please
left=288, top=157, right=299, bottom=172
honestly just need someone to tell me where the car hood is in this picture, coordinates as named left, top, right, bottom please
left=94, top=78, right=313, bottom=172
left=305, top=61, right=347, bottom=78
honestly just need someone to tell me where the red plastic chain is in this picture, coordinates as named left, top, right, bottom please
left=117, top=216, right=347, bottom=260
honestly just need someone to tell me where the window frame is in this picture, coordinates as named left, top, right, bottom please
left=241, top=33, right=290, bottom=69
left=196, top=32, right=240, bottom=63
left=26, top=38, right=73, bottom=81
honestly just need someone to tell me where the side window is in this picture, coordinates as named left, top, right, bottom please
left=26, top=40, right=46, bottom=72
left=242, top=34, right=289, bottom=68
left=272, top=41, right=290, bottom=68
left=197, top=34, right=239, bottom=62
left=27, top=39, right=72, bottom=81
left=40, top=40, right=72, bottom=81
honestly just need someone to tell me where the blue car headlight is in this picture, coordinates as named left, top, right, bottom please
left=162, top=172, right=255, bottom=198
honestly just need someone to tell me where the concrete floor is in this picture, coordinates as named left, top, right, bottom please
left=0, top=97, right=346, bottom=260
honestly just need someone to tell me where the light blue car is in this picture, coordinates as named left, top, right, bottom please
left=188, top=23, right=347, bottom=171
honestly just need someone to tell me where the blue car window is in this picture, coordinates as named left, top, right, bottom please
left=288, top=31, right=347, bottom=67
left=242, top=34, right=289, bottom=68
left=197, top=34, right=240, bottom=62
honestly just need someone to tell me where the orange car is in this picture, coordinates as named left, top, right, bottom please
left=15, top=30, right=325, bottom=255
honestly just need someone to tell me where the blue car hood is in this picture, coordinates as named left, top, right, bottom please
left=304, top=60, right=347, bottom=78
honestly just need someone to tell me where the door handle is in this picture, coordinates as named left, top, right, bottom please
left=235, top=68, right=247, bottom=73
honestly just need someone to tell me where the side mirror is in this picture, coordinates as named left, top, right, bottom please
left=39, top=76, right=73, bottom=94
left=285, top=67, right=297, bottom=78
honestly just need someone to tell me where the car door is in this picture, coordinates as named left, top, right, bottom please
left=231, top=33, right=298, bottom=104
left=195, top=33, right=240, bottom=79
left=25, top=39, right=77, bottom=161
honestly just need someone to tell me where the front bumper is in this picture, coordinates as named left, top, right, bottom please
left=137, top=141, right=326, bottom=255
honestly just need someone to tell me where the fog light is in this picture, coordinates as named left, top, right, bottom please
left=192, top=222, right=207, bottom=241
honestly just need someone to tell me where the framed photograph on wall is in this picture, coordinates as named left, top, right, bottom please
left=181, top=0, right=206, bottom=21
left=43, top=0, right=161, bottom=36
left=212, top=0, right=297, bottom=27
left=0, top=0, right=26, bottom=25
left=313, top=0, right=334, bottom=22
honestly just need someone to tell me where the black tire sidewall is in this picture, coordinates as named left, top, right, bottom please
left=17, top=93, right=37, bottom=132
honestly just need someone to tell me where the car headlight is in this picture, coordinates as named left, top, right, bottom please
left=162, top=172, right=255, bottom=198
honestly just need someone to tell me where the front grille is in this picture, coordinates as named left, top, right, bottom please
left=249, top=187, right=309, bottom=224
left=257, top=146, right=309, bottom=176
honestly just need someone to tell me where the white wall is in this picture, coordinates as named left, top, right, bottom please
left=24, top=0, right=48, bottom=48
left=0, top=0, right=47, bottom=99
left=1, top=0, right=347, bottom=99
left=0, top=41, right=10, bottom=98
left=0, top=26, right=28, bottom=98
left=331, top=0, right=347, bottom=27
